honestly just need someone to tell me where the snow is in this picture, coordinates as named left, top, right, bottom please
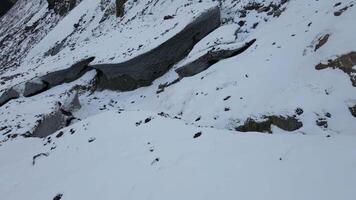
left=0, top=0, right=356, bottom=199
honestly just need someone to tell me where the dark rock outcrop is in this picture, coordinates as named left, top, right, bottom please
left=23, top=80, right=49, bottom=97
left=315, top=52, right=356, bottom=86
left=349, top=105, right=356, bottom=118
left=47, top=0, right=77, bottom=16
left=0, top=0, right=14, bottom=17
left=235, top=115, right=303, bottom=133
left=116, top=0, right=126, bottom=17
left=91, top=7, right=221, bottom=91
left=0, top=88, right=20, bottom=107
left=176, top=39, right=256, bottom=78
left=314, top=34, right=329, bottom=51
left=41, top=57, right=95, bottom=88
left=31, top=92, right=81, bottom=138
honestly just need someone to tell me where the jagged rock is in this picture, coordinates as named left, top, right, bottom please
left=315, top=52, right=356, bottom=86
left=349, top=105, right=356, bottom=118
left=47, top=0, right=76, bottom=16
left=0, top=0, right=14, bottom=17
left=235, top=115, right=302, bottom=133
left=0, top=88, right=20, bottom=107
left=41, top=57, right=95, bottom=88
left=23, top=80, right=49, bottom=97
left=91, top=7, right=221, bottom=91
left=176, top=39, right=256, bottom=78
left=31, top=92, right=81, bottom=138
left=314, top=34, right=330, bottom=51
left=116, top=0, right=126, bottom=17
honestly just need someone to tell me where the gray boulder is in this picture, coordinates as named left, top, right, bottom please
left=91, top=7, right=221, bottom=91
left=0, top=88, right=20, bottom=107
left=176, top=39, right=256, bottom=78
left=31, top=92, right=81, bottom=138
left=41, top=57, right=95, bottom=88
left=23, top=80, right=49, bottom=97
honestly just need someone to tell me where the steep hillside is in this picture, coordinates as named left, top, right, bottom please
left=0, top=0, right=356, bottom=200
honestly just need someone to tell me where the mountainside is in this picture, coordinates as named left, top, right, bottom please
left=0, top=0, right=356, bottom=200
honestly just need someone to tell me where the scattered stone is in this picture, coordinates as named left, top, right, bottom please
left=175, top=39, right=256, bottom=78
left=151, top=157, right=160, bottom=165
left=314, top=34, right=330, bottom=51
left=316, top=118, right=328, bottom=128
left=315, top=52, right=356, bottom=86
left=53, top=193, right=63, bottom=200
left=334, top=6, right=349, bottom=16
left=164, top=15, right=174, bottom=20
left=56, top=131, right=64, bottom=138
left=144, top=117, right=152, bottom=123
left=349, top=105, right=356, bottom=118
left=88, top=137, right=96, bottom=143
left=193, top=131, right=202, bottom=138
left=295, top=107, right=304, bottom=115
left=91, top=7, right=221, bottom=91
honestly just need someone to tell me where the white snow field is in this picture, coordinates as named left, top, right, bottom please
left=0, top=0, right=356, bottom=199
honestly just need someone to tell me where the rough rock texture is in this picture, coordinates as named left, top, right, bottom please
left=91, top=7, right=221, bottom=91
left=314, top=34, right=329, bottom=51
left=31, top=92, right=81, bottom=138
left=0, top=0, right=14, bottom=17
left=235, top=115, right=303, bottom=133
left=0, top=88, right=20, bottom=107
left=115, top=0, right=126, bottom=17
left=349, top=105, right=356, bottom=118
left=176, top=39, right=256, bottom=78
left=47, top=0, right=77, bottom=16
left=41, top=57, right=95, bottom=88
left=315, top=52, right=356, bottom=86
left=23, top=80, right=49, bottom=97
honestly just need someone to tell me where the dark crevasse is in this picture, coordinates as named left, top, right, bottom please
left=0, top=0, right=15, bottom=17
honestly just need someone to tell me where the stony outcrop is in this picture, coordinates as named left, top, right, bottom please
left=31, top=92, right=81, bottom=138
left=315, top=52, right=356, bottom=86
left=349, top=105, right=356, bottom=118
left=0, top=88, right=20, bottom=107
left=235, top=115, right=303, bottom=133
left=91, top=7, right=221, bottom=91
left=116, top=0, right=126, bottom=17
left=41, top=57, right=95, bottom=88
left=47, top=0, right=77, bottom=16
left=23, top=80, right=49, bottom=97
left=0, top=0, right=14, bottom=17
left=0, top=57, right=94, bottom=107
left=176, top=39, right=256, bottom=78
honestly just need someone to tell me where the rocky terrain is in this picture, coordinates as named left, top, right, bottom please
left=0, top=0, right=356, bottom=200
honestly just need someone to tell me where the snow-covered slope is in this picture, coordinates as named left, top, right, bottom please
left=0, top=0, right=356, bottom=199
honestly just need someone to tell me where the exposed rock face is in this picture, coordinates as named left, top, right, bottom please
left=47, top=0, right=77, bottom=16
left=31, top=92, right=81, bottom=138
left=0, top=88, right=20, bottom=107
left=0, top=0, right=14, bottom=17
left=176, top=39, right=256, bottom=78
left=314, top=34, right=329, bottom=51
left=91, top=7, right=221, bottom=91
left=235, top=115, right=303, bottom=133
left=0, top=57, right=94, bottom=107
left=23, top=80, right=49, bottom=97
left=41, top=57, right=95, bottom=88
left=116, top=0, right=126, bottom=17
left=315, top=52, right=356, bottom=86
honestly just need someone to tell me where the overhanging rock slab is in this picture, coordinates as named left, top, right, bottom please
left=91, top=6, right=221, bottom=91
